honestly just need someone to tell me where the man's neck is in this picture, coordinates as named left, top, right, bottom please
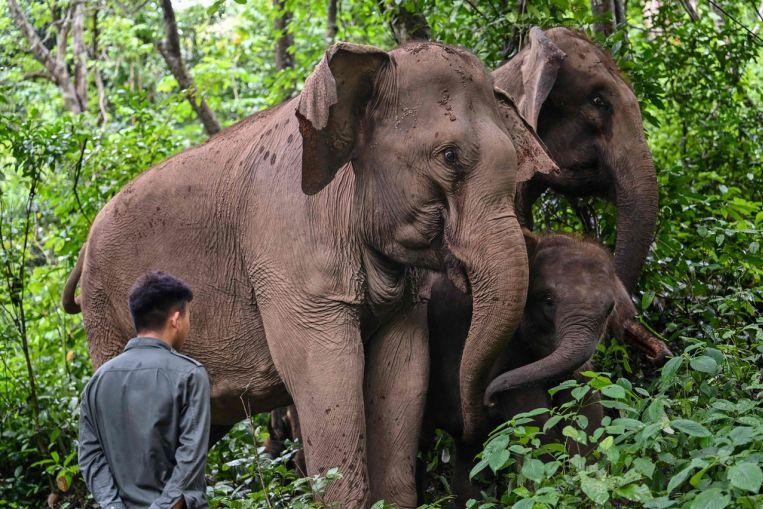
left=137, top=331, right=175, bottom=349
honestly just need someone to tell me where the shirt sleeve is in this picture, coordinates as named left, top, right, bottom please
left=78, top=383, right=126, bottom=509
left=150, top=366, right=211, bottom=509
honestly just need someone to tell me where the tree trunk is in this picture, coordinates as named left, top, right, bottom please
left=157, top=0, right=221, bottom=136
left=327, top=0, right=338, bottom=44
left=91, top=6, right=108, bottom=124
left=502, top=0, right=529, bottom=59
left=591, top=0, right=616, bottom=36
left=72, top=0, right=88, bottom=111
left=614, top=0, right=626, bottom=26
left=274, top=0, right=294, bottom=70
left=679, top=0, right=700, bottom=21
left=7, top=0, right=84, bottom=113
left=377, top=1, right=431, bottom=44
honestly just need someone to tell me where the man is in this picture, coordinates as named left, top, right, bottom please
left=78, top=271, right=210, bottom=509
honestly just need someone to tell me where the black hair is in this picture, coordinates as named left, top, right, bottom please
left=128, top=271, right=193, bottom=333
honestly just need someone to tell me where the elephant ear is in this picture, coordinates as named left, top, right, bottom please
left=494, top=88, right=558, bottom=182
left=522, top=228, right=539, bottom=261
left=296, top=43, right=390, bottom=195
left=494, top=26, right=565, bottom=130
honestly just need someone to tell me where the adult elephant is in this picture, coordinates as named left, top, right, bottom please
left=263, top=232, right=671, bottom=505
left=493, top=27, right=659, bottom=291
left=61, top=41, right=555, bottom=507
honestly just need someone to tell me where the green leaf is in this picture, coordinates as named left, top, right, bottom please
left=601, top=384, right=626, bottom=399
left=689, top=488, right=730, bottom=509
left=469, top=458, right=489, bottom=479
left=543, top=415, right=563, bottom=432
left=487, top=449, right=510, bottom=473
left=690, top=466, right=710, bottom=488
left=703, top=348, right=724, bottom=363
left=644, top=496, right=676, bottom=509
left=667, top=465, right=694, bottom=493
left=571, top=385, right=590, bottom=401
left=690, top=355, right=718, bottom=373
left=633, top=458, right=656, bottom=479
left=671, top=419, right=711, bottom=437
left=521, top=458, right=544, bottom=483
left=660, top=356, right=682, bottom=383
left=641, top=290, right=655, bottom=310
left=562, top=425, right=587, bottom=444
left=615, top=483, right=653, bottom=502
left=580, top=475, right=609, bottom=505
left=511, top=499, right=534, bottom=509
left=728, top=426, right=755, bottom=446
left=728, top=463, right=763, bottom=493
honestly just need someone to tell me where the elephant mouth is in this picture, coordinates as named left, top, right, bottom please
left=443, top=251, right=470, bottom=295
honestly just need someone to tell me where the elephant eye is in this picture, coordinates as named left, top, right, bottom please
left=543, top=295, right=553, bottom=307
left=442, top=147, right=459, bottom=167
left=590, top=94, right=609, bottom=110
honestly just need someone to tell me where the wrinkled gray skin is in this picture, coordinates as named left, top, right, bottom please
left=425, top=232, right=670, bottom=506
left=494, top=27, right=659, bottom=291
left=61, top=41, right=557, bottom=507
left=265, top=233, right=670, bottom=505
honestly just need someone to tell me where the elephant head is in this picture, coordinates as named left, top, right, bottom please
left=485, top=232, right=670, bottom=404
left=493, top=27, right=659, bottom=291
left=296, top=42, right=557, bottom=441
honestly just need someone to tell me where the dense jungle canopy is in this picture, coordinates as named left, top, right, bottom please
left=0, top=1, right=761, bottom=507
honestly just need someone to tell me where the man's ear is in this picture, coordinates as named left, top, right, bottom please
left=169, top=310, right=180, bottom=330
left=494, top=27, right=565, bottom=130
left=495, top=88, right=558, bottom=182
left=296, top=42, right=390, bottom=195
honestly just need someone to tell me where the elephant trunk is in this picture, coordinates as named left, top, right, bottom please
left=611, top=140, right=659, bottom=292
left=448, top=207, right=528, bottom=443
left=484, top=321, right=600, bottom=406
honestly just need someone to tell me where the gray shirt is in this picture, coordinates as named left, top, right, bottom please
left=78, top=337, right=211, bottom=509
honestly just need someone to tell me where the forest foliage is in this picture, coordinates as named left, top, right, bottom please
left=0, top=1, right=761, bottom=508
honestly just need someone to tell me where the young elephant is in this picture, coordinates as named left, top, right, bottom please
left=425, top=232, right=670, bottom=505
left=62, top=41, right=556, bottom=507
left=494, top=27, right=659, bottom=291
left=266, top=233, right=670, bottom=504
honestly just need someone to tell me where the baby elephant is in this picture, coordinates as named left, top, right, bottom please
left=265, top=232, right=670, bottom=504
left=425, top=231, right=670, bottom=504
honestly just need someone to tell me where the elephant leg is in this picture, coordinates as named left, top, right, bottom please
left=263, top=407, right=290, bottom=460
left=258, top=298, right=369, bottom=508
left=452, top=439, right=482, bottom=509
left=285, top=405, right=307, bottom=476
left=364, top=303, right=429, bottom=508
left=416, top=417, right=436, bottom=506
left=209, top=424, right=234, bottom=449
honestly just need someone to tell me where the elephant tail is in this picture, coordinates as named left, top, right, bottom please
left=62, top=247, right=85, bottom=314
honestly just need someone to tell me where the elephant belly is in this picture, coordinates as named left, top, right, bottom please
left=80, top=200, right=288, bottom=427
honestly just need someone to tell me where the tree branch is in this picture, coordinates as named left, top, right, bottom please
left=157, top=0, right=221, bottom=135
left=7, top=0, right=83, bottom=112
left=91, top=4, right=109, bottom=124
left=377, top=0, right=431, bottom=44
left=274, top=0, right=294, bottom=70
left=591, top=0, right=616, bottom=36
left=326, top=0, right=337, bottom=45
left=72, top=0, right=88, bottom=112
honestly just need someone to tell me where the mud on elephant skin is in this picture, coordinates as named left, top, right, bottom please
left=62, top=41, right=557, bottom=507
left=494, top=27, right=659, bottom=292
left=425, top=231, right=670, bottom=506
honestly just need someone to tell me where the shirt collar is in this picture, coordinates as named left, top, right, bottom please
left=124, top=336, right=173, bottom=352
